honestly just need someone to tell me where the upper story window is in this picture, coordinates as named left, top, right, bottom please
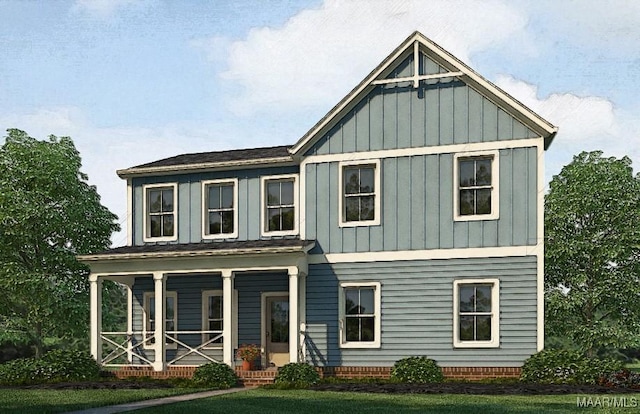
left=454, top=151, right=499, bottom=221
left=203, top=179, right=238, bottom=239
left=339, top=282, right=381, bottom=348
left=144, top=183, right=178, bottom=242
left=453, top=279, right=500, bottom=348
left=339, top=160, right=381, bottom=227
left=261, top=174, right=298, bottom=236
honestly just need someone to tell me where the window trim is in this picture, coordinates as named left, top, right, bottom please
left=260, top=174, right=299, bottom=237
left=143, top=291, right=178, bottom=350
left=339, top=282, right=381, bottom=349
left=453, top=278, right=500, bottom=348
left=338, top=159, right=381, bottom=227
left=143, top=183, right=178, bottom=242
left=201, top=290, right=224, bottom=349
left=201, top=179, right=239, bottom=240
left=453, top=150, right=499, bottom=221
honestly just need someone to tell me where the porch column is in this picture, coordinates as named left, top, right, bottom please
left=288, top=267, right=300, bottom=363
left=152, top=272, right=166, bottom=372
left=222, top=270, right=234, bottom=366
left=89, top=274, right=102, bottom=364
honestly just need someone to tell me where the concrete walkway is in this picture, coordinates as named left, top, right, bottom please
left=67, top=387, right=254, bottom=414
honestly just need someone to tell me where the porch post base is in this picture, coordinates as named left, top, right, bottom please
left=151, top=361, right=166, bottom=372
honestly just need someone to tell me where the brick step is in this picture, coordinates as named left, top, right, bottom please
left=236, top=369, right=277, bottom=386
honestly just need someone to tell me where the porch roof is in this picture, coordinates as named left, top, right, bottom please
left=79, top=239, right=315, bottom=262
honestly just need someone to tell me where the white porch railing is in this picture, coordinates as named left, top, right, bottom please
left=99, top=330, right=223, bottom=368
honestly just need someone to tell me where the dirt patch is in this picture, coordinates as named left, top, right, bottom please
left=310, top=382, right=640, bottom=395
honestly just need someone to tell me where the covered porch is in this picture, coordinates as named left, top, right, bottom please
left=79, top=240, right=313, bottom=372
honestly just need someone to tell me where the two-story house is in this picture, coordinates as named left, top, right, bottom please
left=80, top=31, right=557, bottom=380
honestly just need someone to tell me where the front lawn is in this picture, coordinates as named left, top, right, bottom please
left=132, top=388, right=640, bottom=413
left=0, top=388, right=197, bottom=414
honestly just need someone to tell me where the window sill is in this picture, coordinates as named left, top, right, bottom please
left=339, top=341, right=381, bottom=349
left=338, top=219, right=381, bottom=228
left=453, top=340, right=500, bottom=349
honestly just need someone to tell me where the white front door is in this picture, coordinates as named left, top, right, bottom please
left=264, top=295, right=289, bottom=368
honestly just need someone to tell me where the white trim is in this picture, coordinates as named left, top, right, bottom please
left=339, top=282, right=381, bottom=349
left=303, top=138, right=540, bottom=166
left=289, top=269, right=300, bottom=363
left=142, top=183, right=178, bottom=243
left=201, top=178, right=239, bottom=240
left=338, top=159, right=381, bottom=227
left=288, top=31, right=556, bottom=156
left=453, top=150, right=500, bottom=221
left=453, top=278, right=500, bottom=348
left=222, top=270, right=234, bottom=366
left=260, top=174, right=299, bottom=237
left=261, top=291, right=289, bottom=367
left=201, top=289, right=224, bottom=350
left=143, top=290, right=178, bottom=350
left=117, top=156, right=294, bottom=178
left=309, top=245, right=541, bottom=264
left=89, top=275, right=102, bottom=362
left=536, top=144, right=545, bottom=351
left=126, top=179, right=133, bottom=246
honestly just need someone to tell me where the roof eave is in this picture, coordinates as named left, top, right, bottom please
left=117, top=156, right=296, bottom=179
left=78, top=243, right=315, bottom=263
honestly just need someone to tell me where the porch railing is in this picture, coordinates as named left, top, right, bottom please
left=99, top=330, right=223, bottom=368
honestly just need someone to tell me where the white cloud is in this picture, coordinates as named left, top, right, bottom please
left=494, top=75, right=640, bottom=180
left=210, top=0, right=529, bottom=116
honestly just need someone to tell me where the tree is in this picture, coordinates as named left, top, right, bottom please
left=0, top=129, right=119, bottom=357
left=545, top=151, right=640, bottom=356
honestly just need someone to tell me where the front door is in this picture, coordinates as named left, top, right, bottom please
left=264, top=295, right=289, bottom=368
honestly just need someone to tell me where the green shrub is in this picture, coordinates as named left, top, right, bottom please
left=0, top=349, right=100, bottom=385
left=192, top=362, right=238, bottom=389
left=520, top=349, right=621, bottom=385
left=274, top=363, right=320, bottom=387
left=391, top=356, right=444, bottom=384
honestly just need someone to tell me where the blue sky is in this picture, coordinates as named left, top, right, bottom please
left=1, top=0, right=639, bottom=246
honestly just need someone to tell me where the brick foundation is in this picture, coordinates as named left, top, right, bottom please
left=109, top=365, right=521, bottom=383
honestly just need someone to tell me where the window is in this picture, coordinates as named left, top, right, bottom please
left=454, top=151, right=499, bottom=221
left=203, top=179, right=237, bottom=239
left=339, top=160, right=381, bottom=227
left=453, top=279, right=500, bottom=348
left=339, top=282, right=381, bottom=348
left=202, top=290, right=223, bottom=347
left=144, top=184, right=177, bottom=241
left=144, top=292, right=177, bottom=348
left=261, top=174, right=298, bottom=236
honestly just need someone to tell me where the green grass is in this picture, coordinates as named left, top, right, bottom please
left=132, top=388, right=640, bottom=414
left=624, top=362, right=640, bottom=372
left=0, top=388, right=199, bottom=414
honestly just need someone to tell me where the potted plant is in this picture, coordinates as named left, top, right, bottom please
left=237, top=344, right=260, bottom=370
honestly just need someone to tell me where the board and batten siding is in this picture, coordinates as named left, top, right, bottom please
left=305, top=147, right=537, bottom=254
left=130, top=166, right=298, bottom=246
left=303, top=66, right=537, bottom=157
left=304, top=256, right=538, bottom=367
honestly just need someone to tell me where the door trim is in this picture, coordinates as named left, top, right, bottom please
left=261, top=291, right=289, bottom=368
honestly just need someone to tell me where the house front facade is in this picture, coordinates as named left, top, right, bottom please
left=80, top=31, right=557, bottom=379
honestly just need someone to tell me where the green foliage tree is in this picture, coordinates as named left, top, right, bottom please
left=545, top=151, right=640, bottom=356
left=0, top=129, right=119, bottom=357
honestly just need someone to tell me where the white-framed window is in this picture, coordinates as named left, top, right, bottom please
left=453, top=279, right=500, bottom=348
left=143, top=291, right=178, bottom=349
left=202, top=179, right=238, bottom=239
left=453, top=151, right=499, bottom=221
left=202, top=290, right=223, bottom=348
left=339, top=282, right=381, bottom=348
left=338, top=160, right=381, bottom=227
left=143, top=183, right=178, bottom=241
left=261, top=174, right=298, bottom=236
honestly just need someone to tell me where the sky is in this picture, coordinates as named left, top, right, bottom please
left=1, top=0, right=639, bottom=247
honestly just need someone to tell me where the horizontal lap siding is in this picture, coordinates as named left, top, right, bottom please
left=305, top=256, right=538, bottom=367
left=305, top=147, right=537, bottom=253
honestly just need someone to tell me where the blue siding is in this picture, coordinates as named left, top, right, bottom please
left=305, top=147, right=538, bottom=254
left=131, top=166, right=299, bottom=246
left=305, top=256, right=538, bottom=367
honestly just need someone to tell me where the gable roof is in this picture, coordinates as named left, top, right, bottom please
left=289, top=31, right=557, bottom=156
left=117, top=145, right=293, bottom=178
